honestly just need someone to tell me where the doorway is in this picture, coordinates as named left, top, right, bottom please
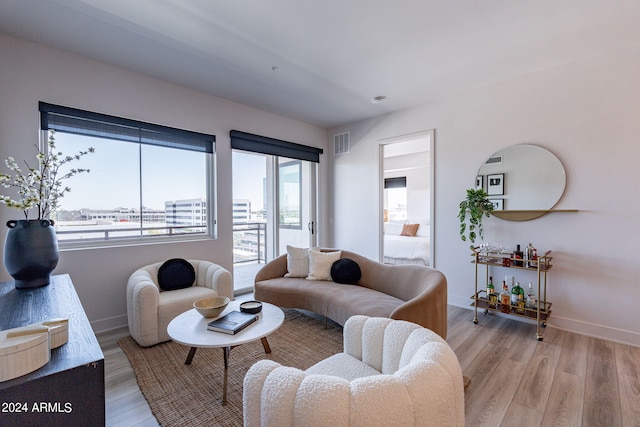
left=232, top=150, right=317, bottom=293
left=379, top=130, right=434, bottom=267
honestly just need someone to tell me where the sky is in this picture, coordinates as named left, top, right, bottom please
left=232, top=151, right=266, bottom=210
left=56, top=132, right=266, bottom=211
left=58, top=133, right=206, bottom=210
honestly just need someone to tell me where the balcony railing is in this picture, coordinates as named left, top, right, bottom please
left=232, top=222, right=266, bottom=264
left=56, top=224, right=207, bottom=241
left=55, top=221, right=267, bottom=267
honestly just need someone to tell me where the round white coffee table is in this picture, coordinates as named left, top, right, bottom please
left=167, top=300, right=284, bottom=405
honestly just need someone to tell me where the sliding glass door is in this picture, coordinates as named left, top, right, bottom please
left=232, top=151, right=317, bottom=292
left=277, top=157, right=315, bottom=254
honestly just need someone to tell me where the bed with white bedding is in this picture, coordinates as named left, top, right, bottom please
left=383, top=221, right=430, bottom=266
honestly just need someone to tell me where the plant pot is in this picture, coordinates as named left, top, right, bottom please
left=4, top=219, right=59, bottom=289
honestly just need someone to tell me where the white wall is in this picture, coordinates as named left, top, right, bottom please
left=0, top=34, right=329, bottom=332
left=331, top=45, right=640, bottom=346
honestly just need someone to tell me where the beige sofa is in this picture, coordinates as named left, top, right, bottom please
left=254, top=249, right=448, bottom=339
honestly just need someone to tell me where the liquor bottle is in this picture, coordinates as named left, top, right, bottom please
left=500, top=281, right=511, bottom=313
left=514, top=244, right=523, bottom=267
left=525, top=243, right=535, bottom=268
left=531, top=247, right=538, bottom=268
left=505, top=275, right=514, bottom=296
left=516, top=282, right=526, bottom=313
left=511, top=282, right=520, bottom=306
left=526, top=282, right=537, bottom=309
left=487, top=276, right=496, bottom=307
left=486, top=276, right=494, bottom=297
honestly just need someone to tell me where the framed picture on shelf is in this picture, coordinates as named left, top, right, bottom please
left=487, top=173, right=504, bottom=195
left=475, top=175, right=484, bottom=190
left=489, top=198, right=504, bottom=210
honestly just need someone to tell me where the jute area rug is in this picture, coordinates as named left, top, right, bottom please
left=118, top=309, right=343, bottom=427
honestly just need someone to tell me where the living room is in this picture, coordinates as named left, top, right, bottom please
left=0, top=1, right=639, bottom=426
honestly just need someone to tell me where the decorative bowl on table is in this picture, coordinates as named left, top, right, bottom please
left=193, top=296, right=230, bottom=318
left=239, top=300, right=263, bottom=314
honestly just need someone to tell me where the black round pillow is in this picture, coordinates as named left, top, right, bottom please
left=158, top=258, right=195, bottom=291
left=330, top=258, right=361, bottom=284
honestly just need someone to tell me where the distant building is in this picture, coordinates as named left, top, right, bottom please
left=165, top=198, right=207, bottom=227
left=79, top=207, right=165, bottom=223
left=233, top=199, right=251, bottom=223
left=231, top=199, right=265, bottom=262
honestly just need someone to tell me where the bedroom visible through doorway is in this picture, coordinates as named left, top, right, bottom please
left=380, top=130, right=434, bottom=267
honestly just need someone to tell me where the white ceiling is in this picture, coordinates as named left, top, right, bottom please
left=1, top=0, right=639, bottom=128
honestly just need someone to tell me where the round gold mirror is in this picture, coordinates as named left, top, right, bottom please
left=476, top=144, right=566, bottom=220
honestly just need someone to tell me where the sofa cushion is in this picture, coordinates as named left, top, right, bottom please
left=157, top=286, right=218, bottom=342
left=284, top=245, right=310, bottom=278
left=255, top=277, right=404, bottom=326
left=307, top=250, right=342, bottom=281
left=330, top=258, right=362, bottom=284
left=306, top=353, right=381, bottom=380
left=157, top=258, right=195, bottom=291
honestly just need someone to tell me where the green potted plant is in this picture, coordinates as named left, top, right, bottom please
left=458, top=188, right=494, bottom=246
left=0, top=131, right=93, bottom=288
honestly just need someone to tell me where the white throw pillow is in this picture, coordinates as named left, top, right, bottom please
left=307, top=250, right=342, bottom=281
left=415, top=220, right=430, bottom=237
left=384, top=222, right=404, bottom=235
left=284, top=245, right=310, bottom=278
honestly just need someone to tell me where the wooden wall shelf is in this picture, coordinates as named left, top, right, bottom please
left=490, top=209, right=579, bottom=221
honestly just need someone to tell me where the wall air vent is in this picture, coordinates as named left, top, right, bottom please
left=333, top=132, right=350, bottom=155
left=485, top=155, right=503, bottom=165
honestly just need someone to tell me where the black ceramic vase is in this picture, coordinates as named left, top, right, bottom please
left=4, top=219, right=59, bottom=289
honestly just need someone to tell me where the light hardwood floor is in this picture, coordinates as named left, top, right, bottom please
left=98, top=305, right=640, bottom=426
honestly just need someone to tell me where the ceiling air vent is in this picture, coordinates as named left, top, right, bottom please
left=485, top=155, right=503, bottom=165
left=333, top=132, right=350, bottom=155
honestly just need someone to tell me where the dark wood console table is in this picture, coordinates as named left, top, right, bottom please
left=0, top=274, right=105, bottom=426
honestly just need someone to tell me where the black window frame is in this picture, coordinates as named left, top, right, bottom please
left=39, top=102, right=216, bottom=246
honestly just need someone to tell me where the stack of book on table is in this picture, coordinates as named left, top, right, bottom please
left=207, top=310, right=258, bottom=334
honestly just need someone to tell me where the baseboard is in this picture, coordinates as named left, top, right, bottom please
left=448, top=294, right=473, bottom=309
left=448, top=296, right=640, bottom=347
left=91, top=313, right=128, bottom=335
left=550, top=315, right=640, bottom=347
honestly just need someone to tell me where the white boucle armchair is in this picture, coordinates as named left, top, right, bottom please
left=126, top=259, right=233, bottom=347
left=243, top=315, right=465, bottom=427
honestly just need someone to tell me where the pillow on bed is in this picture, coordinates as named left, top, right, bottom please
left=284, top=245, right=311, bottom=278
left=400, top=223, right=420, bottom=237
left=307, top=250, right=342, bottom=281
left=416, top=222, right=430, bottom=237
left=385, top=222, right=404, bottom=235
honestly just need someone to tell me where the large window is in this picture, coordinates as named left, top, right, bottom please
left=384, top=177, right=408, bottom=222
left=39, top=102, right=215, bottom=245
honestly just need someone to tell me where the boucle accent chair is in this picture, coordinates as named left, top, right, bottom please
left=126, top=259, right=233, bottom=347
left=254, top=249, right=448, bottom=339
left=243, top=315, right=465, bottom=427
